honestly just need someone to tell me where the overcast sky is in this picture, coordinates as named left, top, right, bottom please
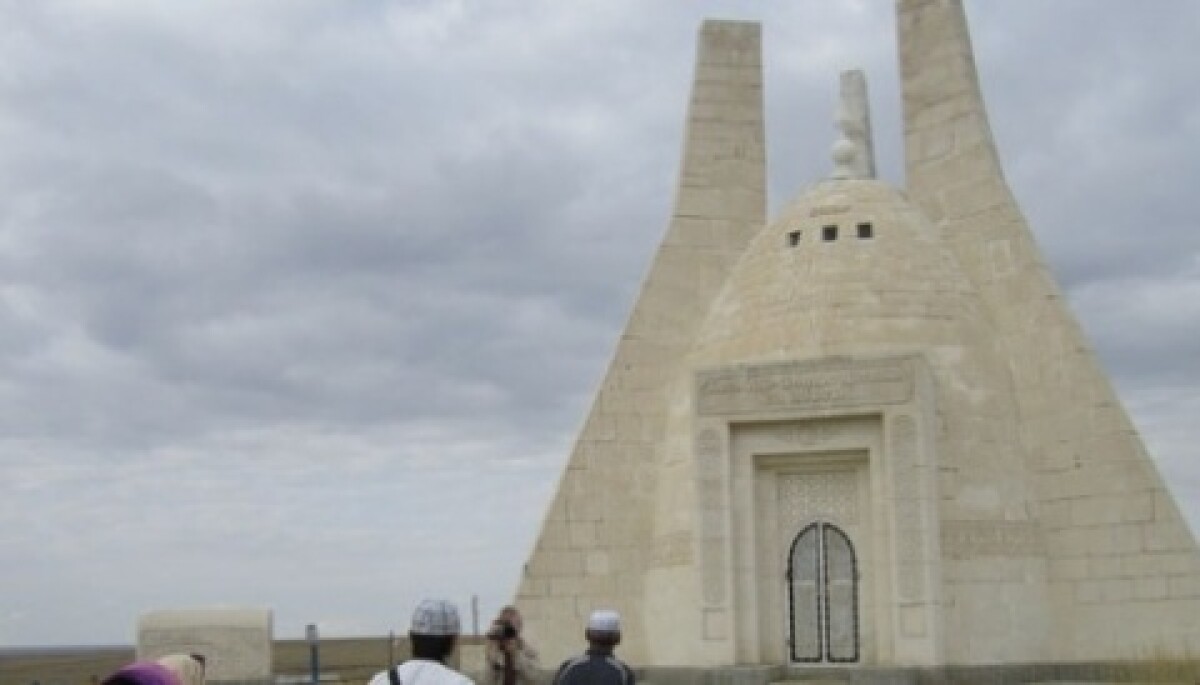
left=1, top=1, right=1197, bottom=647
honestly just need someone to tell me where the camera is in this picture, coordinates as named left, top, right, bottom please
left=488, top=620, right=518, bottom=640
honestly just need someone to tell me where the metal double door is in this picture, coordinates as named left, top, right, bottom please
left=787, top=521, right=859, bottom=663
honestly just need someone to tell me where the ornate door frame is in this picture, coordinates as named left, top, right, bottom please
left=694, top=355, right=944, bottom=666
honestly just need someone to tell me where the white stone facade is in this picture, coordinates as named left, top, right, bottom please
left=516, top=1, right=1200, bottom=669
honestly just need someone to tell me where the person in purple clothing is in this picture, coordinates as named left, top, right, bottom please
left=101, top=661, right=180, bottom=685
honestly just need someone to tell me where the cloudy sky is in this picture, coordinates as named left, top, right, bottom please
left=1, top=1, right=1197, bottom=647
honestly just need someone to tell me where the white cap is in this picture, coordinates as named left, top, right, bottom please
left=586, top=609, right=621, bottom=633
left=411, top=599, right=461, bottom=636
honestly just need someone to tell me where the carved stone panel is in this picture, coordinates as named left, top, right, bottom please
left=650, top=531, right=693, bottom=568
left=696, top=424, right=729, bottom=605
left=941, top=520, right=1045, bottom=560
left=763, top=422, right=854, bottom=447
left=702, top=538, right=728, bottom=604
left=696, top=427, right=723, bottom=476
left=778, top=471, right=860, bottom=531
left=891, top=415, right=926, bottom=601
left=696, top=357, right=915, bottom=416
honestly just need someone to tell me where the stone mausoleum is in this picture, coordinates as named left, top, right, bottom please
left=515, top=0, right=1200, bottom=670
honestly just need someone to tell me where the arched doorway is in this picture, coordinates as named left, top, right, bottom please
left=788, top=521, right=859, bottom=663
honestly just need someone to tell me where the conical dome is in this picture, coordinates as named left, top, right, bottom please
left=692, top=178, right=986, bottom=367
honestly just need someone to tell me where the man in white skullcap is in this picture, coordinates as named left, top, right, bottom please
left=551, top=610, right=635, bottom=685
left=367, top=599, right=475, bottom=685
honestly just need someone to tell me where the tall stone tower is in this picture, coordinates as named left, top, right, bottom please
left=515, top=1, right=1200, bottom=668
left=512, top=20, right=766, bottom=666
left=897, top=0, right=1200, bottom=662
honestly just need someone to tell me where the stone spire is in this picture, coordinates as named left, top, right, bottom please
left=515, top=19, right=766, bottom=667
left=898, top=0, right=1200, bottom=661
left=833, top=69, right=876, bottom=179
left=898, top=0, right=1005, bottom=215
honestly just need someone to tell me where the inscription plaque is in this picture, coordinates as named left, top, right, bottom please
left=696, top=357, right=914, bottom=416
left=764, top=422, right=851, bottom=446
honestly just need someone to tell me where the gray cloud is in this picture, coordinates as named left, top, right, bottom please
left=0, top=1, right=1197, bottom=645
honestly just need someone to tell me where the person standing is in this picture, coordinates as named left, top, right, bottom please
left=552, top=610, right=634, bottom=685
left=367, top=599, right=475, bottom=685
left=483, top=606, right=539, bottom=685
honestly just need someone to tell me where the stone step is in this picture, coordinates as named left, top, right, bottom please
left=775, top=672, right=912, bottom=685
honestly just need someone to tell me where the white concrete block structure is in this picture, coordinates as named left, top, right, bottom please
left=516, top=0, right=1200, bottom=669
left=137, top=608, right=273, bottom=682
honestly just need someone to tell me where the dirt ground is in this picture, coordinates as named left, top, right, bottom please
left=0, top=636, right=479, bottom=685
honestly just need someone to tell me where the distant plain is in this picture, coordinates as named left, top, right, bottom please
left=0, top=636, right=448, bottom=685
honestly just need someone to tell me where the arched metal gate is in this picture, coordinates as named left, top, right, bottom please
left=787, top=521, right=859, bottom=663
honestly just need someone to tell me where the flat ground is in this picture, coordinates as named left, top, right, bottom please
left=0, top=636, right=476, bottom=685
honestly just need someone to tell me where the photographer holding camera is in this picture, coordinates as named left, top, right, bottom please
left=484, top=606, right=539, bottom=685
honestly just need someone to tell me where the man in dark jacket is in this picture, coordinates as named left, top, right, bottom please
left=552, top=610, right=634, bottom=685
